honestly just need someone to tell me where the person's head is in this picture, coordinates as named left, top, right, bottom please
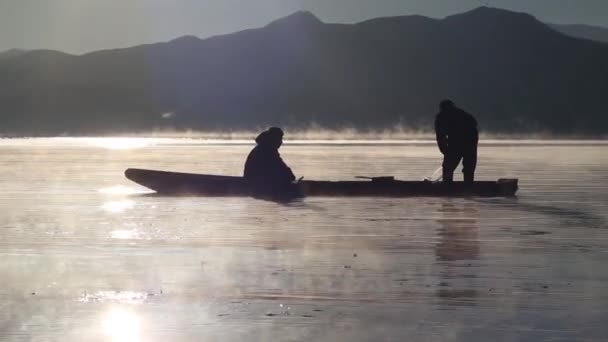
left=255, top=127, right=284, bottom=149
left=439, top=99, right=455, bottom=111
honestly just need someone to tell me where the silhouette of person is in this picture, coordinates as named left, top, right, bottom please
left=435, top=100, right=479, bottom=183
left=244, top=127, right=296, bottom=195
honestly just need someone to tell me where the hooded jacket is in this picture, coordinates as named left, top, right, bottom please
left=243, top=131, right=295, bottom=188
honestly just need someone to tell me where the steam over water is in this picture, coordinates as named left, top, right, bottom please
left=0, top=138, right=607, bottom=341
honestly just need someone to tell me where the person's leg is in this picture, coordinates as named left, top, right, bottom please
left=462, top=145, right=478, bottom=184
left=442, top=152, right=462, bottom=183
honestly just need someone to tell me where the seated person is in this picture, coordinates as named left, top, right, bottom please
left=244, top=127, right=295, bottom=195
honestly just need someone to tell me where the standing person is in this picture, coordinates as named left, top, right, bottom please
left=434, top=100, right=479, bottom=184
left=244, top=127, right=296, bottom=196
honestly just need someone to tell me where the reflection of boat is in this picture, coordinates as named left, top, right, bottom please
left=125, top=168, right=518, bottom=197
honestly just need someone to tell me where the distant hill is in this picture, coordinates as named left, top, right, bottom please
left=549, top=23, right=608, bottom=43
left=0, top=49, right=28, bottom=60
left=1, top=7, right=608, bottom=136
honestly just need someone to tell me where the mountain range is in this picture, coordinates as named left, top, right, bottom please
left=1, top=7, right=607, bottom=136
left=549, top=23, right=608, bottom=43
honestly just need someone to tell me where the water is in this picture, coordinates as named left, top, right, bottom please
left=0, top=138, right=607, bottom=341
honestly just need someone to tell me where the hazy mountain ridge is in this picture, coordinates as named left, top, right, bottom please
left=1, top=7, right=608, bottom=136
left=0, top=49, right=29, bottom=60
left=549, top=23, right=608, bottom=43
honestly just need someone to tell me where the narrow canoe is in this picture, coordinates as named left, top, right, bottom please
left=125, top=168, right=518, bottom=197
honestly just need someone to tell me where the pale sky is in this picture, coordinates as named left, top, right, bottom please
left=1, top=0, right=607, bottom=54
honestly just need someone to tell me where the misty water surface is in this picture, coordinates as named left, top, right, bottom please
left=0, top=138, right=607, bottom=341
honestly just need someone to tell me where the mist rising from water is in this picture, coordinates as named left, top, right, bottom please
left=2, top=122, right=607, bottom=141
left=41, top=126, right=607, bottom=141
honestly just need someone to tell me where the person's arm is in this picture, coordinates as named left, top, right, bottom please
left=279, top=157, right=296, bottom=182
left=272, top=151, right=296, bottom=182
left=435, top=115, right=448, bottom=154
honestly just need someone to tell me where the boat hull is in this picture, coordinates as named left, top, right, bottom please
left=125, top=168, right=518, bottom=197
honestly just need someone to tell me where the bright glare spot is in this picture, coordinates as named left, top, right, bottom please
left=80, top=291, right=149, bottom=304
left=102, top=200, right=135, bottom=213
left=98, top=186, right=151, bottom=195
left=102, top=307, right=141, bottom=342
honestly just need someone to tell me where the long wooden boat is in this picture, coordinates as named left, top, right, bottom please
left=125, top=168, right=518, bottom=198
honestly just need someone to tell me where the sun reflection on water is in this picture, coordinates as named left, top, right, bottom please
left=98, top=186, right=151, bottom=195
left=110, top=229, right=144, bottom=240
left=102, top=199, right=135, bottom=213
left=102, top=307, right=141, bottom=342
left=80, top=290, right=150, bottom=304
